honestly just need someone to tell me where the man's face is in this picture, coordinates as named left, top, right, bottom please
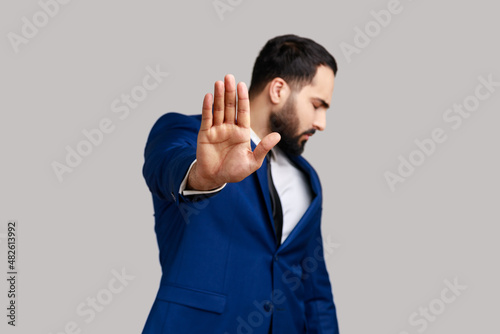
left=270, top=65, right=335, bottom=156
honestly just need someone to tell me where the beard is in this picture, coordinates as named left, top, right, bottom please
left=269, top=95, right=316, bottom=156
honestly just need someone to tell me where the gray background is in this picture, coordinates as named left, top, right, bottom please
left=1, top=0, right=498, bottom=333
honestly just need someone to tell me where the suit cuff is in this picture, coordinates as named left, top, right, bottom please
left=179, top=159, right=227, bottom=196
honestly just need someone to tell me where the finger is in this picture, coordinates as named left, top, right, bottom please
left=236, top=82, right=250, bottom=128
left=200, top=93, right=213, bottom=131
left=213, top=80, right=224, bottom=126
left=253, top=132, right=281, bottom=167
left=224, top=74, right=236, bottom=124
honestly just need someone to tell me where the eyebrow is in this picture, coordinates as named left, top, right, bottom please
left=312, top=97, right=330, bottom=109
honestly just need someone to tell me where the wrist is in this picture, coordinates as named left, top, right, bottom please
left=187, top=161, right=223, bottom=191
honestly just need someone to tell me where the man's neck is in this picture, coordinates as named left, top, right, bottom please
left=249, top=98, right=271, bottom=140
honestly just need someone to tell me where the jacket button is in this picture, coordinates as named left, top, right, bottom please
left=263, top=302, right=273, bottom=312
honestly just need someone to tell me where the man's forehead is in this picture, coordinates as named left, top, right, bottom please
left=304, top=66, right=335, bottom=104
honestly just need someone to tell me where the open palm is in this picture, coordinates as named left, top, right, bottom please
left=188, top=75, right=280, bottom=191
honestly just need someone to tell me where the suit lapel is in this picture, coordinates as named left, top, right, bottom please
left=251, top=140, right=322, bottom=249
left=287, top=154, right=321, bottom=198
left=278, top=154, right=322, bottom=250
left=251, top=141, right=277, bottom=242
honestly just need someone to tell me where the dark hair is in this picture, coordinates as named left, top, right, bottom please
left=248, top=34, right=338, bottom=99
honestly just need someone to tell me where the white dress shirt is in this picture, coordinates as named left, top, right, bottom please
left=179, top=129, right=313, bottom=244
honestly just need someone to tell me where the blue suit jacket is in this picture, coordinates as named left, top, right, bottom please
left=142, top=112, right=339, bottom=334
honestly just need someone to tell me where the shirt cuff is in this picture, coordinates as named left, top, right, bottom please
left=179, top=159, right=227, bottom=196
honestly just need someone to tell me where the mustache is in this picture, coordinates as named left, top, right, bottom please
left=300, top=129, right=316, bottom=137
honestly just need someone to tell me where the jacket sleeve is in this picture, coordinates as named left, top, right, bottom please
left=142, top=113, right=199, bottom=203
left=302, top=223, right=340, bottom=334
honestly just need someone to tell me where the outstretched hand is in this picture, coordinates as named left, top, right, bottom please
left=187, top=74, right=281, bottom=191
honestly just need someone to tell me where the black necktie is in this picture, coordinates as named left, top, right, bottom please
left=267, top=152, right=283, bottom=247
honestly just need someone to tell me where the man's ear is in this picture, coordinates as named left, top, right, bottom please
left=268, top=78, right=291, bottom=105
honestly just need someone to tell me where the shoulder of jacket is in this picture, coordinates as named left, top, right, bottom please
left=154, top=112, right=201, bottom=126
left=148, top=112, right=202, bottom=136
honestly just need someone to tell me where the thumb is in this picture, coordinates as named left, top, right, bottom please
left=253, top=132, right=281, bottom=166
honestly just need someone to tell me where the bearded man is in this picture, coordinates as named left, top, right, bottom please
left=142, top=34, right=340, bottom=334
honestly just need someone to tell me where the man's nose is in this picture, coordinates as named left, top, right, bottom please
left=312, top=111, right=326, bottom=131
